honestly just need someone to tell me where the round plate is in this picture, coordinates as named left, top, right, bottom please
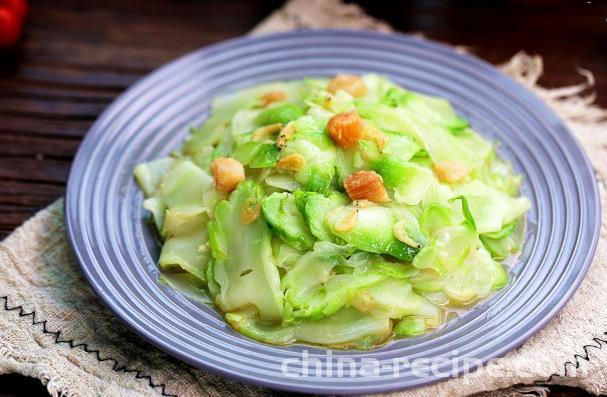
left=66, top=30, right=600, bottom=394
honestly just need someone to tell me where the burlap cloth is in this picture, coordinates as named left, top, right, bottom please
left=1, top=1, right=606, bottom=396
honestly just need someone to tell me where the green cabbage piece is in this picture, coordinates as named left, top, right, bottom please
left=159, top=272, right=212, bottom=304
left=420, top=204, right=459, bottom=237
left=135, top=160, right=216, bottom=281
left=282, top=255, right=384, bottom=321
left=355, top=95, right=492, bottom=169
left=281, top=245, right=439, bottom=334
left=442, top=247, right=508, bottom=303
left=207, top=181, right=284, bottom=320
left=142, top=197, right=166, bottom=233
left=146, top=159, right=213, bottom=243
left=263, top=172, right=301, bottom=192
left=281, top=116, right=336, bottom=193
left=232, top=141, right=280, bottom=168
left=231, top=109, right=262, bottom=137
left=134, top=157, right=175, bottom=197
left=413, top=225, right=478, bottom=275
left=394, top=317, right=428, bottom=337
left=353, top=278, right=440, bottom=322
left=184, top=81, right=303, bottom=153
left=389, top=203, right=427, bottom=246
left=226, top=307, right=391, bottom=348
left=294, top=190, right=349, bottom=241
left=409, top=245, right=508, bottom=304
left=205, top=259, right=220, bottom=298
left=325, top=203, right=418, bottom=261
left=361, top=74, right=395, bottom=101
left=370, top=156, right=438, bottom=206
left=472, top=150, right=523, bottom=196
left=480, top=218, right=525, bottom=260
left=312, top=241, right=357, bottom=257
left=302, top=79, right=354, bottom=115
left=158, top=212, right=209, bottom=282
left=334, top=146, right=358, bottom=186
left=448, top=116, right=471, bottom=136
left=272, top=239, right=303, bottom=270
left=210, top=127, right=235, bottom=160
left=409, top=199, right=509, bottom=303
left=162, top=206, right=206, bottom=235
left=191, top=145, right=214, bottom=171
left=449, top=195, right=477, bottom=231
left=381, top=132, right=421, bottom=163
left=261, top=192, right=316, bottom=250
left=257, top=103, right=305, bottom=125
left=455, top=180, right=531, bottom=234
left=158, top=160, right=213, bottom=209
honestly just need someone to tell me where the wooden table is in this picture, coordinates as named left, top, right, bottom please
left=0, top=0, right=604, bottom=395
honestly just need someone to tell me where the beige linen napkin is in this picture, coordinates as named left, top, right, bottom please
left=1, top=0, right=606, bottom=396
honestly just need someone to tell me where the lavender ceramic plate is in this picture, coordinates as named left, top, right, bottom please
left=65, top=30, right=600, bottom=394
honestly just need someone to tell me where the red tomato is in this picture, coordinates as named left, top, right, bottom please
left=0, top=0, right=27, bottom=21
left=0, top=7, right=22, bottom=47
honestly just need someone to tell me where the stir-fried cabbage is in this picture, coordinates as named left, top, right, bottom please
left=134, top=74, right=530, bottom=348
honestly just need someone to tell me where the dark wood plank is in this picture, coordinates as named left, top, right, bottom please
left=0, top=158, right=71, bottom=183
left=0, top=77, right=118, bottom=97
left=0, top=133, right=78, bottom=157
left=0, top=96, right=107, bottom=118
left=0, top=115, right=91, bottom=138
left=15, top=64, right=141, bottom=89
left=0, top=180, right=66, bottom=206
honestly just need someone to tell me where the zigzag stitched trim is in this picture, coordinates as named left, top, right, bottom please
left=0, top=296, right=177, bottom=397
